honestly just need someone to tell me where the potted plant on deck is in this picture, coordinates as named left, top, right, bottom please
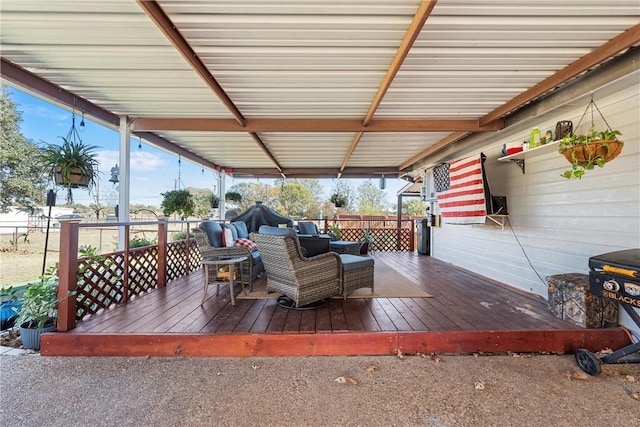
left=38, top=136, right=99, bottom=204
left=558, top=126, right=623, bottom=179
left=1, top=267, right=59, bottom=351
left=359, top=229, right=374, bottom=255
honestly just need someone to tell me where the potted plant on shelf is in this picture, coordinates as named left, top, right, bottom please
left=38, top=136, right=99, bottom=204
left=1, top=267, right=59, bottom=351
left=558, top=125, right=623, bottom=179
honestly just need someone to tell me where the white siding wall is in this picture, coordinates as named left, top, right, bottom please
left=432, top=76, right=640, bottom=333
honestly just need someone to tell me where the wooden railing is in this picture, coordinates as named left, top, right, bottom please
left=317, top=218, right=416, bottom=252
left=55, top=216, right=418, bottom=331
left=56, top=217, right=202, bottom=331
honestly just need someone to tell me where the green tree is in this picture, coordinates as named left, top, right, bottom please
left=185, top=187, right=216, bottom=218
left=356, top=181, right=387, bottom=215
left=0, top=87, right=47, bottom=212
left=227, top=182, right=274, bottom=212
left=277, top=181, right=313, bottom=217
left=402, top=198, right=427, bottom=216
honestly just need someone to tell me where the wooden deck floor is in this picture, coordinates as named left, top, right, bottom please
left=41, top=252, right=630, bottom=357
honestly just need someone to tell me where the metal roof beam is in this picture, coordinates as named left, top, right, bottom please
left=248, top=132, right=284, bottom=174
left=137, top=0, right=246, bottom=126
left=399, top=132, right=470, bottom=171
left=132, top=118, right=502, bottom=133
left=480, top=23, right=640, bottom=126
left=231, top=167, right=401, bottom=179
left=362, top=0, right=437, bottom=126
left=1, top=57, right=119, bottom=128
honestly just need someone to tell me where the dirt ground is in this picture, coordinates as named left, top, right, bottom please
left=0, top=353, right=638, bottom=426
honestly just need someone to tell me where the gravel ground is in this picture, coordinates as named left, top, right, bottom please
left=1, top=353, right=639, bottom=426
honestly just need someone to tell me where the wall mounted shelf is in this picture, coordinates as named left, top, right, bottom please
left=486, top=214, right=508, bottom=230
left=498, top=140, right=560, bottom=173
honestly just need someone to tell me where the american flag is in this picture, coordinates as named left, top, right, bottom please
left=435, top=154, right=487, bottom=224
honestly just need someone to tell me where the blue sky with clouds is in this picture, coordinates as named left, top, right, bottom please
left=6, top=85, right=408, bottom=208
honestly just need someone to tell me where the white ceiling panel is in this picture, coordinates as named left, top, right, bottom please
left=1, top=0, right=638, bottom=178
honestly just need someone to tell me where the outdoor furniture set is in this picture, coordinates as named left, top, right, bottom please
left=193, top=220, right=374, bottom=309
left=297, top=221, right=361, bottom=255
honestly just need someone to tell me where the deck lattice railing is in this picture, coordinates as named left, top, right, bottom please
left=321, top=218, right=415, bottom=252
left=56, top=218, right=203, bottom=330
left=56, top=217, right=419, bottom=331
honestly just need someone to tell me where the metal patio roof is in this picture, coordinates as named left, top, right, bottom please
left=1, top=0, right=639, bottom=180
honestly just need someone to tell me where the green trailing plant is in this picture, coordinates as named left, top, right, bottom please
left=160, top=189, right=195, bottom=218
left=558, top=125, right=623, bottom=179
left=225, top=191, right=242, bottom=203
left=38, top=136, right=99, bottom=204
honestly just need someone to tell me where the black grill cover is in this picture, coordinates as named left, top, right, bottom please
left=232, top=201, right=293, bottom=233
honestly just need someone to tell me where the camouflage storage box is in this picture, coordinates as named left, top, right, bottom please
left=547, top=273, right=618, bottom=328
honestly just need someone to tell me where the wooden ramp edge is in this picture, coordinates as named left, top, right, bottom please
left=40, top=329, right=631, bottom=357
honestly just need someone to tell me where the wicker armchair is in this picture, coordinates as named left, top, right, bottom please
left=193, top=228, right=260, bottom=290
left=250, top=232, right=342, bottom=308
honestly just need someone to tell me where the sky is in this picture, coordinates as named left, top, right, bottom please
left=6, top=85, right=409, bottom=209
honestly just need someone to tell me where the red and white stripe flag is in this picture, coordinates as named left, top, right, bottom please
left=435, top=154, right=487, bottom=224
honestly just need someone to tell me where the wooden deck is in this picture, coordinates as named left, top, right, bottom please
left=41, top=252, right=630, bottom=357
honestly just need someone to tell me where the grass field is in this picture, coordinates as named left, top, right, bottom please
left=0, top=223, right=188, bottom=287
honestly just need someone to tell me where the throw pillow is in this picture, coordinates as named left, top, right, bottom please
left=234, top=238, right=258, bottom=252
left=222, top=227, right=235, bottom=247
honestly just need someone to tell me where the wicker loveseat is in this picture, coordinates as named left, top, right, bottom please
left=193, top=220, right=265, bottom=290
left=251, top=226, right=342, bottom=308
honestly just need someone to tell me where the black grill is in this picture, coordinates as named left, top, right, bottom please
left=575, top=249, right=640, bottom=375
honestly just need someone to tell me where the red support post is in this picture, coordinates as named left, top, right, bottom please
left=410, top=219, right=415, bottom=252
left=56, top=217, right=80, bottom=332
left=157, top=216, right=168, bottom=288
left=122, top=225, right=130, bottom=303
left=185, top=222, right=191, bottom=274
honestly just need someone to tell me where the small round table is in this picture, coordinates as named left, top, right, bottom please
left=201, top=256, right=248, bottom=306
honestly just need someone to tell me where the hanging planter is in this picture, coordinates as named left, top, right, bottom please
left=38, top=113, right=99, bottom=204
left=54, top=165, right=92, bottom=188
left=330, top=192, right=347, bottom=208
left=209, top=193, right=220, bottom=209
left=562, top=139, right=623, bottom=166
left=558, top=97, right=624, bottom=179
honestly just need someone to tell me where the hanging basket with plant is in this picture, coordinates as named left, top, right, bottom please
left=209, top=193, right=220, bottom=209
left=225, top=191, right=242, bottom=204
left=330, top=192, right=347, bottom=208
left=38, top=113, right=99, bottom=204
left=558, top=96, right=624, bottom=179
left=161, top=189, right=195, bottom=219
